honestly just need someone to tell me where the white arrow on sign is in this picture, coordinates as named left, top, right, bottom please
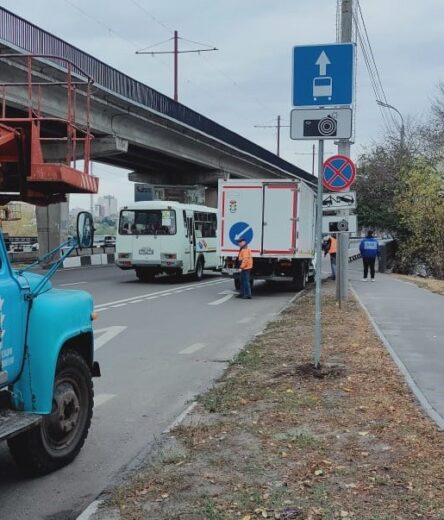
left=316, top=51, right=331, bottom=76
left=235, top=225, right=252, bottom=241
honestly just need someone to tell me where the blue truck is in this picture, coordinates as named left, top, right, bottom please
left=0, top=212, right=100, bottom=475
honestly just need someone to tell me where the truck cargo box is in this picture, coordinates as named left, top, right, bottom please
left=218, top=179, right=315, bottom=259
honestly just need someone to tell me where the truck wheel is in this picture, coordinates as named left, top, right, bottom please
left=195, top=257, right=204, bottom=280
left=8, top=349, right=93, bottom=476
left=292, top=262, right=307, bottom=292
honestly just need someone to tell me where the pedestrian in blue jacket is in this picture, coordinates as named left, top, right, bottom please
left=359, top=230, right=380, bottom=281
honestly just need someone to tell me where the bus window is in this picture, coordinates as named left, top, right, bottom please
left=119, top=210, right=177, bottom=235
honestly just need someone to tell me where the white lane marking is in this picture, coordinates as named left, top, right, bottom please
left=163, top=402, right=197, bottom=434
left=208, top=290, right=236, bottom=306
left=237, top=316, right=254, bottom=324
left=161, top=293, right=172, bottom=296
left=94, top=279, right=227, bottom=309
left=76, top=499, right=104, bottom=520
left=59, top=281, right=88, bottom=287
left=111, top=303, right=127, bottom=308
left=179, top=342, right=206, bottom=355
left=94, top=308, right=107, bottom=313
left=93, top=326, right=127, bottom=351
left=145, top=296, right=159, bottom=300
left=94, top=393, right=116, bottom=407
left=129, top=299, right=143, bottom=304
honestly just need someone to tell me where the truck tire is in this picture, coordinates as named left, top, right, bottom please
left=8, top=349, right=93, bottom=476
left=292, top=262, right=307, bottom=292
left=195, top=257, right=204, bottom=280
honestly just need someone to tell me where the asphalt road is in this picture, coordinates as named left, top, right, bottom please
left=0, top=265, right=300, bottom=520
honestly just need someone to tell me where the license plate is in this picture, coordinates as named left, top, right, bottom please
left=139, top=247, right=154, bottom=255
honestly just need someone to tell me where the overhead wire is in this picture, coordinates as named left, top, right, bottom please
left=353, top=1, right=398, bottom=135
left=351, top=5, right=394, bottom=135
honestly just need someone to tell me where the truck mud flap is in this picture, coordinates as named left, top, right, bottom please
left=0, top=410, right=41, bottom=442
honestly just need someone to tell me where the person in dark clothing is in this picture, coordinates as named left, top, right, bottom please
left=359, top=230, right=380, bottom=281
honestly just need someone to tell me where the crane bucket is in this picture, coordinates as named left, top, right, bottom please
left=0, top=54, right=99, bottom=205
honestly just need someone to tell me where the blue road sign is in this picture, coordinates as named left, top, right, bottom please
left=229, top=222, right=253, bottom=247
left=322, top=155, right=356, bottom=192
left=292, top=43, right=354, bottom=107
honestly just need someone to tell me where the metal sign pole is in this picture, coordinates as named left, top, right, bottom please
left=314, top=139, right=324, bottom=368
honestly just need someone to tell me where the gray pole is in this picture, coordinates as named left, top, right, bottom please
left=336, top=0, right=353, bottom=303
left=314, top=139, right=324, bottom=368
left=376, top=100, right=405, bottom=149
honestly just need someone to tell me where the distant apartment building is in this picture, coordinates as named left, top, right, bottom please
left=95, top=195, right=118, bottom=219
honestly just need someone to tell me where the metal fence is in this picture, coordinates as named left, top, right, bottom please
left=0, top=7, right=314, bottom=184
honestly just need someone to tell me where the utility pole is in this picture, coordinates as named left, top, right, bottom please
left=336, top=0, right=353, bottom=304
left=254, top=115, right=290, bottom=156
left=136, top=31, right=218, bottom=103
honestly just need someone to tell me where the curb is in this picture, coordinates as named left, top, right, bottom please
left=350, top=285, right=444, bottom=432
left=63, top=253, right=115, bottom=269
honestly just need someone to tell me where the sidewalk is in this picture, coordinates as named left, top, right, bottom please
left=350, top=261, right=444, bottom=429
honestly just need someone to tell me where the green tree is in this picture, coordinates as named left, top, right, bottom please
left=395, top=160, right=444, bottom=277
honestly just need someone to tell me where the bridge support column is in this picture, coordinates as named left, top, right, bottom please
left=205, top=188, right=218, bottom=208
left=36, top=202, right=69, bottom=260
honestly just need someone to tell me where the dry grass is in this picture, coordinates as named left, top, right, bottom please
left=101, top=283, right=444, bottom=520
left=393, top=274, right=444, bottom=296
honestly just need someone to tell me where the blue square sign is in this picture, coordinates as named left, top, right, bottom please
left=292, top=43, right=354, bottom=107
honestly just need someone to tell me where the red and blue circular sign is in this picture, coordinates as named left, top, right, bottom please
left=322, top=155, right=356, bottom=192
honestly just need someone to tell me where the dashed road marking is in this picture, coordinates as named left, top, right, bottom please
left=59, top=281, right=88, bottom=287
left=179, top=342, right=206, bottom=355
left=208, top=290, right=236, bottom=306
left=94, top=279, right=226, bottom=311
left=94, top=326, right=127, bottom=351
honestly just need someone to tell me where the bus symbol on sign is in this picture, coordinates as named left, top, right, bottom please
left=313, top=76, right=332, bottom=101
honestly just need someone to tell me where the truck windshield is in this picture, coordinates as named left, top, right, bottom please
left=119, top=210, right=177, bottom=235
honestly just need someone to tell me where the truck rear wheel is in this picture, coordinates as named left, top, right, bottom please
left=292, top=262, right=307, bottom=292
left=8, top=349, right=93, bottom=476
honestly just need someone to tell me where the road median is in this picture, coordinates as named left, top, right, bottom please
left=93, top=282, right=444, bottom=520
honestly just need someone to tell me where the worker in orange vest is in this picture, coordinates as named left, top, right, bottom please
left=237, top=238, right=253, bottom=299
left=323, top=234, right=337, bottom=280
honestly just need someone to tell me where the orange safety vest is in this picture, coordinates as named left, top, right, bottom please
left=329, top=236, right=337, bottom=254
left=238, top=247, right=253, bottom=270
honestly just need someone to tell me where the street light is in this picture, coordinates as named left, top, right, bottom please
left=376, top=100, right=405, bottom=149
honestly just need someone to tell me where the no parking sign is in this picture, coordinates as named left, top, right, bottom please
left=322, top=155, right=356, bottom=192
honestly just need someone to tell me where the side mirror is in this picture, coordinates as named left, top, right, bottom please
left=76, top=212, right=94, bottom=249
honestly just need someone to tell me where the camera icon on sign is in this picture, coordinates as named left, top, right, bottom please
left=303, top=114, right=337, bottom=137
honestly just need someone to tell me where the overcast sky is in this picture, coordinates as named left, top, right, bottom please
left=1, top=0, right=443, bottom=208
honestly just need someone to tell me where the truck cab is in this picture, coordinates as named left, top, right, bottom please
left=0, top=212, right=100, bottom=475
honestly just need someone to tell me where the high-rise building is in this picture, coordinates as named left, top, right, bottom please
left=96, top=195, right=118, bottom=218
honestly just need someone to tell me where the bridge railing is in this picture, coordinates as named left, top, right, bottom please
left=0, top=7, right=313, bottom=184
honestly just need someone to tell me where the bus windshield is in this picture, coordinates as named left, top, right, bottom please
left=119, top=209, right=177, bottom=235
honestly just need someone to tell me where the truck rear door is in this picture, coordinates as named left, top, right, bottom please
left=262, top=183, right=298, bottom=256
left=220, top=183, right=263, bottom=255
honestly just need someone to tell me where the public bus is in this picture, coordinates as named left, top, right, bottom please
left=116, top=201, right=219, bottom=282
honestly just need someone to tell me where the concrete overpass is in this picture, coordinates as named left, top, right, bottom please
left=0, top=7, right=315, bottom=252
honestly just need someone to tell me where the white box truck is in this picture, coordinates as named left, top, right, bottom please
left=218, top=179, right=316, bottom=291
